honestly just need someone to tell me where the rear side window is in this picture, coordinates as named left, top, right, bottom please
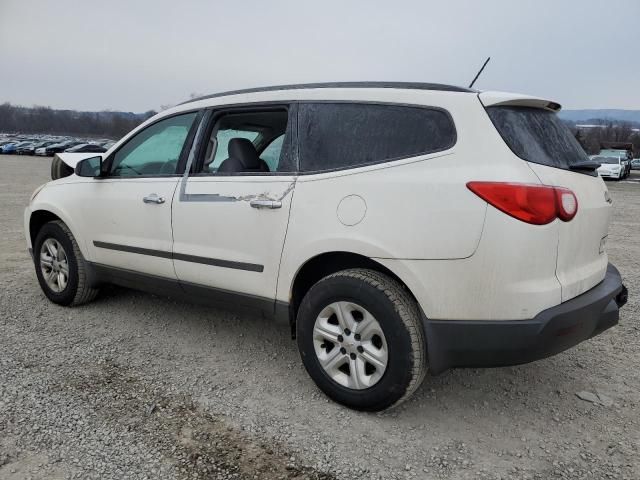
left=299, top=103, right=456, bottom=172
left=487, top=106, right=588, bottom=169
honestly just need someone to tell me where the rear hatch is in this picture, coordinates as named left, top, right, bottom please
left=481, top=92, right=611, bottom=302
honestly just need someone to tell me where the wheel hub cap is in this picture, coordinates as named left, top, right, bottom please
left=313, top=301, right=388, bottom=390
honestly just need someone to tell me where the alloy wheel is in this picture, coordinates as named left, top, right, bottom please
left=39, top=238, right=69, bottom=293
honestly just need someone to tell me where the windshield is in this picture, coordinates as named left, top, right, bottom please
left=486, top=106, right=588, bottom=170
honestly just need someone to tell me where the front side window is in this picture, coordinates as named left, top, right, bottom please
left=109, top=112, right=197, bottom=176
left=298, top=103, right=456, bottom=172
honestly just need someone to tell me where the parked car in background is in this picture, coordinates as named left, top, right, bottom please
left=44, top=141, right=83, bottom=156
left=22, top=140, right=60, bottom=156
left=64, top=143, right=107, bottom=153
left=16, top=142, right=37, bottom=155
left=1, top=143, right=17, bottom=154
left=35, top=142, right=64, bottom=156
left=622, top=157, right=631, bottom=178
left=631, top=159, right=640, bottom=170
left=26, top=82, right=627, bottom=410
left=2, top=141, right=31, bottom=154
left=598, top=149, right=631, bottom=178
left=595, top=156, right=624, bottom=180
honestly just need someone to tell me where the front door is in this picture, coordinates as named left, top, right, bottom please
left=73, top=111, right=200, bottom=279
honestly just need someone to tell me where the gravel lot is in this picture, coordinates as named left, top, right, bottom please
left=1, top=155, right=638, bottom=480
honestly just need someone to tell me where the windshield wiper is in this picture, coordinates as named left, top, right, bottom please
left=569, top=160, right=601, bottom=172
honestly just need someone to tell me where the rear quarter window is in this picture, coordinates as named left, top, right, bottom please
left=486, top=106, right=589, bottom=169
left=299, top=103, right=456, bottom=172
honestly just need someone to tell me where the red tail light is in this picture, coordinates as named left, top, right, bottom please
left=466, top=182, right=578, bottom=225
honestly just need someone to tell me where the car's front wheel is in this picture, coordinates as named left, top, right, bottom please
left=297, top=269, right=427, bottom=411
left=33, top=220, right=99, bottom=306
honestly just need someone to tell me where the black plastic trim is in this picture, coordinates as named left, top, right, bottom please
left=425, top=263, right=627, bottom=375
left=173, top=252, right=263, bottom=273
left=93, top=241, right=263, bottom=272
left=87, top=262, right=288, bottom=322
left=182, top=82, right=476, bottom=105
left=94, top=241, right=172, bottom=259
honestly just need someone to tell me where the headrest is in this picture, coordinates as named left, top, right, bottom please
left=228, top=138, right=260, bottom=169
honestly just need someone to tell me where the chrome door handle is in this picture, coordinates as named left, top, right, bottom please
left=143, top=193, right=165, bottom=204
left=250, top=199, right=282, bottom=209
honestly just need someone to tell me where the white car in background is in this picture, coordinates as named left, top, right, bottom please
left=24, top=82, right=628, bottom=411
left=595, top=156, right=624, bottom=180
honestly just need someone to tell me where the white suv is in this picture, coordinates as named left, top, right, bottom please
left=25, top=83, right=628, bottom=411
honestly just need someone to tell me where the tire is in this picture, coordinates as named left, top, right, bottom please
left=297, top=268, right=427, bottom=411
left=33, top=220, right=98, bottom=306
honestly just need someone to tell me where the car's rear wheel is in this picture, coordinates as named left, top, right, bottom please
left=33, top=220, right=98, bottom=306
left=297, top=268, right=427, bottom=411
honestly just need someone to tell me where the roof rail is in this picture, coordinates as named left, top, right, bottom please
left=181, top=82, right=476, bottom=104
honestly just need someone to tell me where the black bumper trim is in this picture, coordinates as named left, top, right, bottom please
left=425, top=263, right=627, bottom=375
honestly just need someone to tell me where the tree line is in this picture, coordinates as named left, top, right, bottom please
left=0, top=103, right=156, bottom=139
left=566, top=121, right=640, bottom=158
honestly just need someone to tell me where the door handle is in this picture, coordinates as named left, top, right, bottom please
left=250, top=199, right=282, bottom=209
left=143, top=193, right=165, bottom=204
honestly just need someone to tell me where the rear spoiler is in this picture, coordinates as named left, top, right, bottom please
left=479, top=91, right=561, bottom=112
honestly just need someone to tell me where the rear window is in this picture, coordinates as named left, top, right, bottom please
left=487, top=106, right=588, bottom=169
left=299, top=103, right=456, bottom=172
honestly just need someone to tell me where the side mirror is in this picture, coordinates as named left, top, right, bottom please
left=75, top=156, right=103, bottom=177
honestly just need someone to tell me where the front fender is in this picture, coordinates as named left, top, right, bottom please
left=26, top=197, right=91, bottom=261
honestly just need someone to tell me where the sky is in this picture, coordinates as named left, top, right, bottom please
left=1, top=0, right=639, bottom=112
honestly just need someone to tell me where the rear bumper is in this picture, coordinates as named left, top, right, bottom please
left=425, top=263, right=627, bottom=375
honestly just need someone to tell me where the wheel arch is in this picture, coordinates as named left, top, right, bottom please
left=29, top=210, right=63, bottom=246
left=287, top=251, right=419, bottom=336
left=28, top=208, right=90, bottom=260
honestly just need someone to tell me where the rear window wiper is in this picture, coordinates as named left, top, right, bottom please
left=569, top=160, right=601, bottom=172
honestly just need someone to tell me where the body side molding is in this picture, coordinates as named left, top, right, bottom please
left=93, top=241, right=264, bottom=272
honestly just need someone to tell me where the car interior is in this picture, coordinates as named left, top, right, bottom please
left=197, top=109, right=289, bottom=174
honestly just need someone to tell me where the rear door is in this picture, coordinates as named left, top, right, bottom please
left=483, top=99, right=611, bottom=302
left=171, top=106, right=297, bottom=311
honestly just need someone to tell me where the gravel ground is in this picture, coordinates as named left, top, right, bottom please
left=1, top=155, right=638, bottom=480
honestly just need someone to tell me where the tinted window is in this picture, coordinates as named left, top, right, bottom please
left=110, top=112, right=197, bottom=176
left=487, top=106, right=588, bottom=169
left=298, top=103, right=456, bottom=172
